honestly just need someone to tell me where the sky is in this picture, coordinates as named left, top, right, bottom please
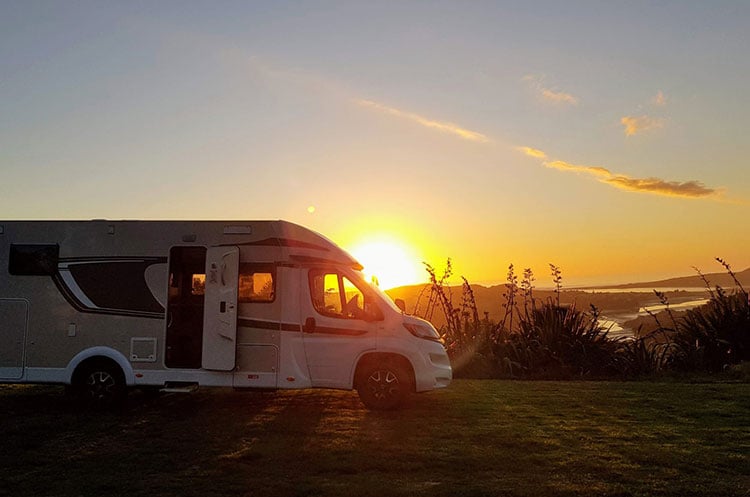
left=2, top=1, right=750, bottom=288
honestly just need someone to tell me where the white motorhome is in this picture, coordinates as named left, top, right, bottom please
left=0, top=220, right=451, bottom=409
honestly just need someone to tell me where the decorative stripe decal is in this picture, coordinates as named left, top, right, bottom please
left=238, top=318, right=367, bottom=336
left=52, top=271, right=164, bottom=319
left=238, top=318, right=300, bottom=332
left=228, top=237, right=330, bottom=251
left=311, top=326, right=368, bottom=336
left=289, top=254, right=364, bottom=271
left=60, top=256, right=167, bottom=263
left=51, top=257, right=166, bottom=320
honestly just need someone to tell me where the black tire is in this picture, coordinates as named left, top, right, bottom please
left=357, top=360, right=410, bottom=410
left=75, top=361, right=127, bottom=410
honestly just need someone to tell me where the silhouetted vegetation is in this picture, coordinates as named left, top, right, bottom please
left=669, top=259, right=750, bottom=372
left=417, top=258, right=750, bottom=379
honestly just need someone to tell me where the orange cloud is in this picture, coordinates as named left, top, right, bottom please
left=621, top=115, right=665, bottom=136
left=356, top=99, right=490, bottom=143
left=523, top=75, right=578, bottom=106
left=541, top=88, right=579, bottom=105
left=518, top=146, right=548, bottom=159
left=602, top=176, right=716, bottom=198
left=543, top=160, right=611, bottom=178
left=516, top=147, right=720, bottom=199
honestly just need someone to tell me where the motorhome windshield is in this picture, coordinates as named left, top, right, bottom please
left=350, top=270, right=403, bottom=314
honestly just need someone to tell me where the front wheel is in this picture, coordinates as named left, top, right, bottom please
left=357, top=361, right=410, bottom=410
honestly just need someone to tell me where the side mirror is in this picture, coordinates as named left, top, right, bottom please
left=395, top=298, right=406, bottom=313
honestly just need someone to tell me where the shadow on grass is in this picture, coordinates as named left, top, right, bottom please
left=2, top=382, right=749, bottom=497
left=1, top=385, right=429, bottom=497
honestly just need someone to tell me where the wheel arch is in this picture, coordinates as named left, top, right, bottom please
left=66, top=347, right=135, bottom=386
left=353, top=352, right=416, bottom=393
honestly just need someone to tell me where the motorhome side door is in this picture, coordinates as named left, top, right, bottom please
left=0, top=299, right=28, bottom=380
left=201, top=246, right=240, bottom=371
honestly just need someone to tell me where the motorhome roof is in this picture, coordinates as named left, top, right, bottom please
left=0, top=219, right=363, bottom=270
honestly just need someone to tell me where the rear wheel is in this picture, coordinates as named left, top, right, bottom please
left=75, top=361, right=126, bottom=409
left=357, top=360, right=410, bottom=410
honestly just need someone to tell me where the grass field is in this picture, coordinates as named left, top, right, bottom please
left=1, top=380, right=748, bottom=497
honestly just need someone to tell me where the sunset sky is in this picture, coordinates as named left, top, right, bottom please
left=3, top=1, right=750, bottom=288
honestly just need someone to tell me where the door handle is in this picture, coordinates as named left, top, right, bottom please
left=302, top=317, right=316, bottom=333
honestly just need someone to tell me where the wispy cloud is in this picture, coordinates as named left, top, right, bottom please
left=359, top=97, right=716, bottom=199
left=355, top=99, right=490, bottom=143
left=540, top=88, right=579, bottom=105
left=652, top=90, right=667, bottom=107
left=518, top=146, right=548, bottom=159
left=519, top=147, right=719, bottom=199
left=543, top=160, right=611, bottom=178
left=238, top=58, right=725, bottom=202
left=603, top=176, right=715, bottom=198
left=523, top=75, right=579, bottom=106
left=620, top=115, right=665, bottom=136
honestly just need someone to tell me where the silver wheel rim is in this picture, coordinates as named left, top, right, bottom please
left=367, top=369, right=399, bottom=401
left=86, top=371, right=117, bottom=401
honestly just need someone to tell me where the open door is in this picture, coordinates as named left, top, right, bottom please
left=166, top=247, right=207, bottom=369
left=201, top=246, right=239, bottom=371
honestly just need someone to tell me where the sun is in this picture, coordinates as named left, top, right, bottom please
left=347, top=238, right=424, bottom=290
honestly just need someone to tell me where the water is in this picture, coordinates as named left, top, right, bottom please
left=569, top=285, right=711, bottom=339
left=599, top=297, right=709, bottom=339
left=577, top=287, right=709, bottom=294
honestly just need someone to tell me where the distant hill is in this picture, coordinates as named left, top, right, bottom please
left=383, top=267, right=749, bottom=329
left=592, top=267, right=750, bottom=290
left=385, top=282, right=706, bottom=329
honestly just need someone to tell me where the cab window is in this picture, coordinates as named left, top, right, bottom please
left=309, top=270, right=382, bottom=321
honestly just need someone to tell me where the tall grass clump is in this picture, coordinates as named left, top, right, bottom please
left=420, top=262, right=623, bottom=379
left=491, top=265, right=620, bottom=379
left=614, top=331, right=672, bottom=377
left=417, top=260, right=494, bottom=377
left=418, top=256, right=750, bottom=379
left=668, top=258, right=750, bottom=371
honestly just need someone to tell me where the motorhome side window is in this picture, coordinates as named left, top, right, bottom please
left=238, top=264, right=275, bottom=303
left=309, top=270, right=381, bottom=320
left=8, top=244, right=59, bottom=275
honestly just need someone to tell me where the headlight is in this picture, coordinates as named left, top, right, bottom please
left=403, top=322, right=442, bottom=342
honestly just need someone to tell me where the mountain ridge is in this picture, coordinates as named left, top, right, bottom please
left=589, top=267, right=750, bottom=290
left=383, top=267, right=748, bottom=329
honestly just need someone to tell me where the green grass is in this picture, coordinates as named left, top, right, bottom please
left=1, top=380, right=749, bottom=497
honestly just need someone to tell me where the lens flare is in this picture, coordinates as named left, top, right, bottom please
left=347, top=238, right=423, bottom=290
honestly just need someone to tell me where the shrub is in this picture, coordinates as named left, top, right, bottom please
left=419, top=256, right=750, bottom=379
left=494, top=301, right=619, bottom=379
left=654, top=258, right=750, bottom=372
left=613, top=331, right=672, bottom=377
left=671, top=289, right=750, bottom=371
